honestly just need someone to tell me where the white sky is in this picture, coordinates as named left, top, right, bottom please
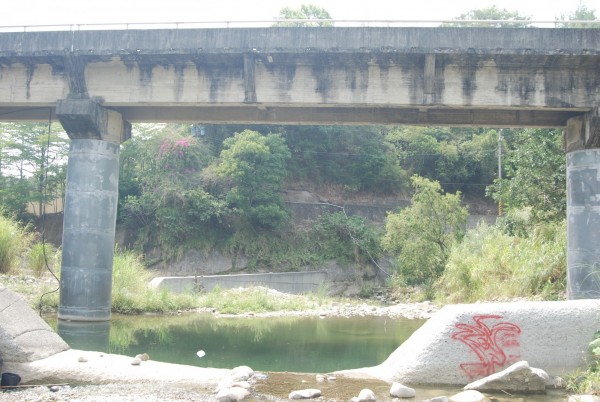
left=1, top=0, right=596, bottom=27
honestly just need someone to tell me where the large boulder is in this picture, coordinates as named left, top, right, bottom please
left=464, top=361, right=549, bottom=393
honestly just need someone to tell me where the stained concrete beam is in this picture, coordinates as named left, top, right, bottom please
left=56, top=98, right=131, bottom=144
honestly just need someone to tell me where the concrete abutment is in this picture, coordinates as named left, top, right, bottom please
left=56, top=99, right=130, bottom=322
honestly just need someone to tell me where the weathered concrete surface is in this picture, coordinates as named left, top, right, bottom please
left=0, top=27, right=597, bottom=126
left=5, top=349, right=230, bottom=387
left=566, top=148, right=600, bottom=299
left=58, top=138, right=120, bottom=322
left=150, top=271, right=328, bottom=294
left=0, top=286, right=69, bottom=363
left=339, top=300, right=600, bottom=385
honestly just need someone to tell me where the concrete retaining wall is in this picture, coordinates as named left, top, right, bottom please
left=149, top=271, right=328, bottom=294
left=0, top=286, right=69, bottom=363
left=341, top=299, right=600, bottom=385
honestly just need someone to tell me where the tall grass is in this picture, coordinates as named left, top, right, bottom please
left=0, top=212, right=32, bottom=273
left=111, top=248, right=198, bottom=314
left=29, top=242, right=60, bottom=278
left=436, top=221, right=566, bottom=303
left=198, top=286, right=315, bottom=314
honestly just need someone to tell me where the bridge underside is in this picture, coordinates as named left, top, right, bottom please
left=0, top=104, right=583, bottom=127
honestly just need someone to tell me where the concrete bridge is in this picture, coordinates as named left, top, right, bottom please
left=0, top=27, right=599, bottom=320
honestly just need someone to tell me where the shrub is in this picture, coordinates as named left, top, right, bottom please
left=567, top=331, right=600, bottom=395
left=0, top=212, right=32, bottom=273
left=383, top=176, right=468, bottom=285
left=111, top=249, right=197, bottom=314
left=436, top=221, right=566, bottom=303
left=29, top=242, right=58, bottom=278
left=312, top=212, right=382, bottom=264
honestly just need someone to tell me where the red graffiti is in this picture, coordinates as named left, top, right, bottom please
left=452, top=315, right=521, bottom=378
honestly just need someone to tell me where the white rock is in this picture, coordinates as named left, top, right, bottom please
left=464, top=361, right=547, bottom=393
left=568, top=396, right=600, bottom=402
left=426, top=397, right=449, bottom=402
left=230, top=366, right=254, bottom=381
left=130, top=357, right=141, bottom=366
left=449, top=390, right=487, bottom=402
left=77, top=356, right=88, bottom=363
left=531, top=367, right=552, bottom=385
left=288, top=389, right=322, bottom=399
left=316, top=374, right=326, bottom=383
left=216, top=387, right=250, bottom=402
left=357, top=388, right=376, bottom=401
left=196, top=350, right=206, bottom=358
left=231, top=381, right=251, bottom=389
left=216, top=378, right=234, bottom=393
left=389, top=382, right=416, bottom=398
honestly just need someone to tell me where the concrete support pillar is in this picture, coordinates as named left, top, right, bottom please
left=56, top=99, right=131, bottom=321
left=565, top=110, right=600, bottom=299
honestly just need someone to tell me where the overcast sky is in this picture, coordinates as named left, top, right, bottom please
left=1, top=0, right=596, bottom=27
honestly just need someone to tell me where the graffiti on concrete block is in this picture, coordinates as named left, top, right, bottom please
left=452, top=315, right=521, bottom=378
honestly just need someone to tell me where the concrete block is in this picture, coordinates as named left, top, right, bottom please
left=340, top=300, right=600, bottom=385
left=0, top=287, right=69, bottom=363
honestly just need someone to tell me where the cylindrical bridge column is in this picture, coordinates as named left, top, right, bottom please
left=567, top=149, right=600, bottom=299
left=565, top=111, right=600, bottom=299
left=56, top=99, right=131, bottom=321
left=58, top=139, right=120, bottom=321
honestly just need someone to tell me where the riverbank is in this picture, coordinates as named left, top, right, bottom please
left=0, top=272, right=439, bottom=320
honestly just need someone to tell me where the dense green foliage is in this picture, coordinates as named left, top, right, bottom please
left=383, top=176, right=468, bottom=286
left=286, top=125, right=406, bottom=193
left=487, top=129, right=566, bottom=224
left=385, top=126, right=498, bottom=195
left=218, top=130, right=291, bottom=228
left=119, top=126, right=225, bottom=251
left=437, top=221, right=566, bottom=302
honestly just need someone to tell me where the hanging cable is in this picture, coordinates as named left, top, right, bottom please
left=38, top=109, right=60, bottom=316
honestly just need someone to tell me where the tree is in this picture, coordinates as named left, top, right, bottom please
left=384, top=126, right=499, bottom=196
left=0, top=122, right=68, bottom=219
left=217, top=130, right=291, bottom=228
left=443, top=6, right=531, bottom=27
left=486, top=128, right=565, bottom=224
left=556, top=2, right=597, bottom=27
left=382, top=176, right=468, bottom=285
left=274, top=4, right=333, bottom=27
left=119, top=125, right=226, bottom=248
left=285, top=125, right=406, bottom=193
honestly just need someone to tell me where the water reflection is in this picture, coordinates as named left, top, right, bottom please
left=57, top=320, right=110, bottom=352
left=48, top=314, right=424, bottom=373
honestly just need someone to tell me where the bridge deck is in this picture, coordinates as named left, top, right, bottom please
left=0, top=27, right=598, bottom=126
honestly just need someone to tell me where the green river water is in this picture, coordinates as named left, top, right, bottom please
left=46, top=314, right=568, bottom=400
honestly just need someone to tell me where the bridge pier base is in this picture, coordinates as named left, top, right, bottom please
left=56, top=99, right=131, bottom=321
left=565, top=110, right=600, bottom=299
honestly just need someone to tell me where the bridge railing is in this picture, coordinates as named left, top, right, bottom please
left=0, top=19, right=599, bottom=32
